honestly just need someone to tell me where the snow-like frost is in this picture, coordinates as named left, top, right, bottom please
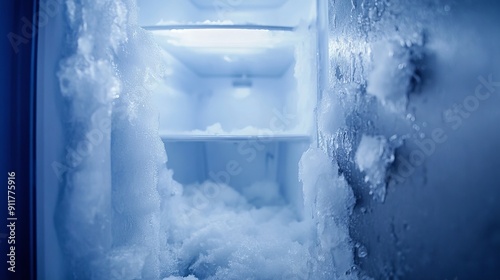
left=355, top=135, right=395, bottom=202
left=299, top=148, right=357, bottom=279
left=367, top=40, right=421, bottom=113
left=55, top=0, right=358, bottom=279
left=158, top=179, right=311, bottom=280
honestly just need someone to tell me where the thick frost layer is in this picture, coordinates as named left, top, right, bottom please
left=367, top=40, right=422, bottom=113
left=55, top=0, right=129, bottom=278
left=355, top=135, right=395, bottom=202
left=56, top=0, right=167, bottom=278
left=158, top=176, right=311, bottom=279
left=299, top=148, right=356, bottom=279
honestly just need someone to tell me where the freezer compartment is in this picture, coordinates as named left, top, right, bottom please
left=164, top=138, right=308, bottom=218
left=150, top=26, right=317, bottom=138
left=144, top=0, right=319, bottom=139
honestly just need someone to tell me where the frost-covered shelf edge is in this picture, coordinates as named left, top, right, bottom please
left=142, top=24, right=296, bottom=31
left=160, top=133, right=310, bottom=142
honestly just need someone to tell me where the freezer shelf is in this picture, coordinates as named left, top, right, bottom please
left=160, top=133, right=310, bottom=142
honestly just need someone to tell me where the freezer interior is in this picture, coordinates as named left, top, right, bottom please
left=34, top=0, right=500, bottom=279
left=36, top=0, right=325, bottom=279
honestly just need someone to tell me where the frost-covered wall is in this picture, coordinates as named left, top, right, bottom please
left=54, top=0, right=166, bottom=278
left=324, top=0, right=500, bottom=279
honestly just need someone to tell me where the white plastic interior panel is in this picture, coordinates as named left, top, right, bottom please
left=153, top=29, right=295, bottom=77
left=137, top=0, right=317, bottom=27
left=149, top=27, right=317, bottom=138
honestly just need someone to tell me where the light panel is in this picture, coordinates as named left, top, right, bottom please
left=152, top=28, right=293, bottom=49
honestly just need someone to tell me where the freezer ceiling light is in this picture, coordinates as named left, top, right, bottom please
left=154, top=28, right=289, bottom=49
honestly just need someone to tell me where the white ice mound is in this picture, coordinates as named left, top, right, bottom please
left=367, top=40, right=422, bottom=113
left=299, top=148, right=357, bottom=280
left=158, top=179, right=311, bottom=280
left=355, top=135, right=395, bottom=202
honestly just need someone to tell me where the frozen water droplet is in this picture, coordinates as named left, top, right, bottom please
left=389, top=153, right=395, bottom=162
left=346, top=265, right=358, bottom=276
left=444, top=5, right=451, bottom=12
left=412, top=124, right=420, bottom=131
left=406, top=113, right=415, bottom=121
left=357, top=244, right=368, bottom=258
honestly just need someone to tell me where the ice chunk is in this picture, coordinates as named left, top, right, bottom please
left=318, top=90, right=345, bottom=135
left=355, top=135, right=395, bottom=202
left=355, top=243, right=368, bottom=258
left=299, top=148, right=357, bottom=279
left=367, top=40, right=421, bottom=112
